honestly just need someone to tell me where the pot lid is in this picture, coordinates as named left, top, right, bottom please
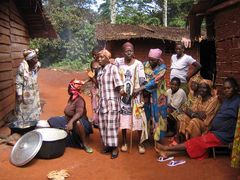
left=10, top=131, right=42, bottom=166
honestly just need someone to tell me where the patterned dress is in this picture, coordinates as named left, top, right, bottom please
left=115, top=58, right=146, bottom=132
left=97, top=63, right=123, bottom=147
left=15, top=60, right=41, bottom=121
left=231, top=107, right=240, bottom=168
left=143, top=61, right=167, bottom=141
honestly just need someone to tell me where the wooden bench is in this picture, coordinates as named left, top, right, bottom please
left=212, top=143, right=233, bottom=158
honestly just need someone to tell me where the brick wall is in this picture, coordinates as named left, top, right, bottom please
left=214, top=4, right=240, bottom=93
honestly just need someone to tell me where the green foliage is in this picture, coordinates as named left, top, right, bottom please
left=50, top=59, right=90, bottom=72
left=30, top=0, right=97, bottom=71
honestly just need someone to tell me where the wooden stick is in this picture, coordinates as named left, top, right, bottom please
left=129, top=64, right=138, bottom=153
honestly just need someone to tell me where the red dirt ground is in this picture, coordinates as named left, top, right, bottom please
left=0, top=68, right=239, bottom=180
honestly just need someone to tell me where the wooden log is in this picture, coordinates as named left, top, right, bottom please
left=0, top=19, right=10, bottom=29
left=0, top=53, right=11, bottom=62
left=0, top=86, right=14, bottom=101
left=10, top=34, right=29, bottom=44
left=11, top=43, right=28, bottom=52
left=11, top=52, right=23, bottom=60
left=0, top=62, right=12, bottom=72
left=0, top=94, right=15, bottom=111
left=0, top=26, right=10, bottom=36
left=12, top=58, right=22, bottom=68
left=0, top=103, right=15, bottom=122
left=0, top=2, right=9, bottom=16
left=0, top=11, right=10, bottom=22
left=10, top=28, right=29, bottom=38
left=0, top=34, right=10, bottom=45
left=9, top=11, right=26, bottom=28
left=10, top=21, right=26, bottom=31
left=0, top=79, right=13, bottom=91
left=0, top=71, right=13, bottom=81
left=0, top=44, right=10, bottom=53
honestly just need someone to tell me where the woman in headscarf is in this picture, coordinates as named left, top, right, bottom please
left=177, top=79, right=219, bottom=140
left=97, top=49, right=124, bottom=159
left=48, top=79, right=93, bottom=153
left=15, top=49, right=41, bottom=122
left=155, top=77, right=240, bottom=160
left=134, top=48, right=168, bottom=144
left=115, top=42, right=147, bottom=154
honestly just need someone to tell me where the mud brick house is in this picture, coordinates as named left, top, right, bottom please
left=96, top=24, right=199, bottom=84
left=0, top=0, right=56, bottom=125
left=188, top=0, right=240, bottom=90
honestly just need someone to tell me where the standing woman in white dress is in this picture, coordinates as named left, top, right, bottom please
left=115, top=42, right=147, bottom=154
left=15, top=49, right=41, bottom=122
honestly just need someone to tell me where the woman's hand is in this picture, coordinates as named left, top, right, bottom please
left=196, top=111, right=206, bottom=120
left=66, top=121, right=73, bottom=132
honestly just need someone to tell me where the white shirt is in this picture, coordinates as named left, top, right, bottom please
left=170, top=54, right=196, bottom=83
left=167, top=88, right=187, bottom=110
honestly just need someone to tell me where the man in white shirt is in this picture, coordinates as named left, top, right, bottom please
left=170, top=43, right=201, bottom=94
left=166, top=77, right=187, bottom=136
left=167, top=77, right=187, bottom=112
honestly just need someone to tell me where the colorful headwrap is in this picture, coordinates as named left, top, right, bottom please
left=23, top=49, right=39, bottom=61
left=148, top=48, right=162, bottom=59
left=122, top=42, right=134, bottom=50
left=191, top=74, right=203, bottom=83
left=98, top=49, right=111, bottom=60
left=200, top=79, right=213, bottom=88
left=69, top=79, right=85, bottom=100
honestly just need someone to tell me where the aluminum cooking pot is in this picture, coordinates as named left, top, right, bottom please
left=8, top=120, right=38, bottom=135
left=34, top=128, right=67, bottom=159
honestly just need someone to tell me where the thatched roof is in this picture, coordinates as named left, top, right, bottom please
left=96, top=24, right=189, bottom=42
left=14, top=0, right=57, bottom=38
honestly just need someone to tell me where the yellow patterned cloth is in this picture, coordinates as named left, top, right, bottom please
left=231, top=107, right=240, bottom=168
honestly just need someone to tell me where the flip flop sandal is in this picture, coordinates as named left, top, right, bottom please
left=157, top=156, right=174, bottom=162
left=167, top=160, right=186, bottom=167
left=84, top=146, right=93, bottom=154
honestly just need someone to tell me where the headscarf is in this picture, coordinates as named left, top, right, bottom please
left=122, top=42, right=134, bottom=50
left=69, top=79, right=85, bottom=101
left=23, top=49, right=39, bottom=61
left=98, top=49, right=111, bottom=60
left=200, top=79, right=216, bottom=96
left=200, top=79, right=213, bottom=88
left=148, top=48, right=162, bottom=59
left=191, top=74, right=203, bottom=83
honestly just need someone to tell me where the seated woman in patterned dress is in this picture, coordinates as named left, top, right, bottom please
left=48, top=79, right=93, bottom=153
left=156, top=77, right=240, bottom=160
left=176, top=79, right=219, bottom=140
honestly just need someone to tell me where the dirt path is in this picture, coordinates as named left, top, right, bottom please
left=0, top=68, right=239, bottom=180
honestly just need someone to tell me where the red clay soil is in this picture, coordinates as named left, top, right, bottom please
left=0, top=68, right=239, bottom=180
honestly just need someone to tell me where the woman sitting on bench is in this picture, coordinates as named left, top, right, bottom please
left=156, top=77, right=240, bottom=160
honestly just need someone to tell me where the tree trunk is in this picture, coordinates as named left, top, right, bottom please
left=163, top=0, right=167, bottom=27
left=110, top=0, right=117, bottom=24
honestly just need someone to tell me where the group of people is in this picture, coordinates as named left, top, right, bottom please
left=14, top=42, right=239, bottom=167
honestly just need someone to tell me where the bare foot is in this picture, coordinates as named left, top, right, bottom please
left=156, top=143, right=168, bottom=151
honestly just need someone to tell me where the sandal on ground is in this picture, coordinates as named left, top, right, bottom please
left=167, top=160, right=186, bottom=167
left=157, top=156, right=174, bottom=162
left=138, top=145, right=145, bottom=154
left=84, top=146, right=93, bottom=153
left=111, top=148, right=119, bottom=159
left=121, top=144, right=128, bottom=152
